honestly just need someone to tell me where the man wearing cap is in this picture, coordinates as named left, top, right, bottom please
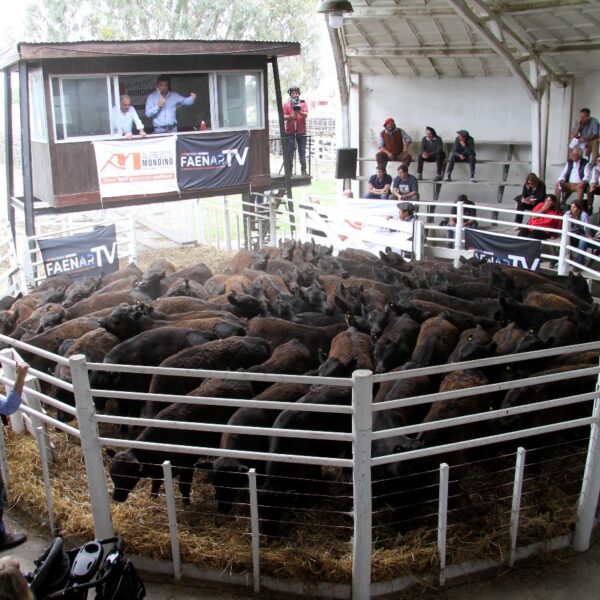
left=397, top=201, right=416, bottom=222
left=376, top=118, right=412, bottom=169
left=391, top=165, right=419, bottom=202
left=445, top=130, right=476, bottom=182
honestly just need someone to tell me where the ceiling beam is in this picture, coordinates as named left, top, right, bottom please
left=446, top=0, right=538, bottom=100
left=346, top=46, right=501, bottom=58
left=470, top=0, right=569, bottom=84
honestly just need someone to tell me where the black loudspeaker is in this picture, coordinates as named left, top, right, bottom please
left=336, top=148, right=358, bottom=179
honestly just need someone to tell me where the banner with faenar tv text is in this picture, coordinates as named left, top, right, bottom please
left=93, top=136, right=178, bottom=198
left=465, top=228, right=541, bottom=271
left=176, top=132, right=250, bottom=190
left=38, top=224, right=119, bottom=281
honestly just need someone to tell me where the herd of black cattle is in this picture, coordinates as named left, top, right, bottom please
left=0, top=239, right=598, bottom=534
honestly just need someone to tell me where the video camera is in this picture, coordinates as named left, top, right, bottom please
left=291, top=97, right=303, bottom=112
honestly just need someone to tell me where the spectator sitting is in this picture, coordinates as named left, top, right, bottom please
left=584, top=208, right=600, bottom=267
left=567, top=200, right=589, bottom=265
left=440, top=194, right=477, bottom=241
left=391, top=165, right=419, bottom=203
left=518, top=194, right=562, bottom=239
left=513, top=172, right=546, bottom=227
left=0, top=556, right=33, bottom=600
left=569, top=107, right=599, bottom=159
left=417, top=126, right=445, bottom=181
left=375, top=118, right=412, bottom=169
left=366, top=165, right=392, bottom=199
left=555, top=147, right=588, bottom=211
left=445, top=129, right=476, bottom=182
left=584, top=155, right=600, bottom=213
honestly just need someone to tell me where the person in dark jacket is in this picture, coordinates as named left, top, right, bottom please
left=417, top=126, right=445, bottom=181
left=513, top=173, right=547, bottom=226
left=445, top=129, right=476, bottom=182
left=0, top=362, right=29, bottom=551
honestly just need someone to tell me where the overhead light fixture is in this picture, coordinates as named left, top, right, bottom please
left=317, top=0, right=354, bottom=29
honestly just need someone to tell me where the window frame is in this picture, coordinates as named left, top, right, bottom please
left=50, top=69, right=264, bottom=144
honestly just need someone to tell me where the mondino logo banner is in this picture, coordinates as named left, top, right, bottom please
left=93, top=136, right=178, bottom=198
left=38, top=224, right=119, bottom=280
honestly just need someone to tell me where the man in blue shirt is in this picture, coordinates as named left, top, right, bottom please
left=145, top=75, right=197, bottom=133
left=366, top=165, right=392, bottom=199
left=0, top=362, right=29, bottom=551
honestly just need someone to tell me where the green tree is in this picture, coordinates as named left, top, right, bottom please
left=23, top=0, right=322, bottom=96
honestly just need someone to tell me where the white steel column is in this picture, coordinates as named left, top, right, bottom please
left=70, top=354, right=114, bottom=539
left=573, top=361, right=600, bottom=551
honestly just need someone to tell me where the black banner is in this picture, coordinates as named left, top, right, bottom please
left=465, top=229, right=541, bottom=271
left=176, top=132, right=250, bottom=190
left=38, top=224, right=119, bottom=281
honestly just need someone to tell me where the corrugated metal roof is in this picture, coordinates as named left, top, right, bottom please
left=0, top=39, right=301, bottom=69
left=340, top=0, right=600, bottom=81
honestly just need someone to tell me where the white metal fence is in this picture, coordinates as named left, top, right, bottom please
left=1, top=335, right=599, bottom=599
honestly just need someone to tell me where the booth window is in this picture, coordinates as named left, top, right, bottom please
left=51, top=70, right=263, bottom=141
left=29, top=69, right=48, bottom=143
left=216, top=73, right=262, bottom=128
left=52, top=76, right=111, bottom=140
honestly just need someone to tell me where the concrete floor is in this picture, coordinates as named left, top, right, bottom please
left=3, top=510, right=599, bottom=600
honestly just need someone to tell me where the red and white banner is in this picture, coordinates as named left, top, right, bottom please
left=93, top=137, right=178, bottom=198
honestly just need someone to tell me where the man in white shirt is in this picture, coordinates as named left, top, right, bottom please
left=113, top=95, right=146, bottom=139
left=555, top=148, right=588, bottom=211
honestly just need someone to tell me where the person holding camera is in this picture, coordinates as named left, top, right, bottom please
left=283, top=85, right=309, bottom=176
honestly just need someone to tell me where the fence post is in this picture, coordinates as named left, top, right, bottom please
left=69, top=354, right=114, bottom=539
left=34, top=426, right=57, bottom=535
left=352, top=369, right=373, bottom=600
left=223, top=196, right=232, bottom=253
left=438, top=463, right=449, bottom=587
left=573, top=367, right=600, bottom=551
left=453, top=202, right=464, bottom=268
left=509, top=447, right=526, bottom=566
left=557, top=214, right=570, bottom=276
left=248, top=468, right=261, bottom=593
left=269, top=198, right=277, bottom=247
left=127, top=211, right=137, bottom=265
left=162, top=461, right=182, bottom=580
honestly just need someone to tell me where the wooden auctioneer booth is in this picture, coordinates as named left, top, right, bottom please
left=0, top=39, right=303, bottom=236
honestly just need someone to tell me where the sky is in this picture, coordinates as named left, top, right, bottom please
left=0, top=0, right=31, bottom=49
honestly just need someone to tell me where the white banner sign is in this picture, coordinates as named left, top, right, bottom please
left=93, top=137, right=178, bottom=198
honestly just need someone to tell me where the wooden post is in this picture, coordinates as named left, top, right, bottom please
left=3, top=68, right=14, bottom=235
left=438, top=463, right=449, bottom=587
left=18, top=61, right=34, bottom=238
left=162, top=461, right=182, bottom=580
left=270, top=57, right=295, bottom=231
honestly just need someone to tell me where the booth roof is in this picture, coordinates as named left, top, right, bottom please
left=0, top=38, right=301, bottom=69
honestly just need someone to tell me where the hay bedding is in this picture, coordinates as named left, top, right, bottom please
left=1, top=244, right=594, bottom=587
left=4, top=424, right=588, bottom=586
